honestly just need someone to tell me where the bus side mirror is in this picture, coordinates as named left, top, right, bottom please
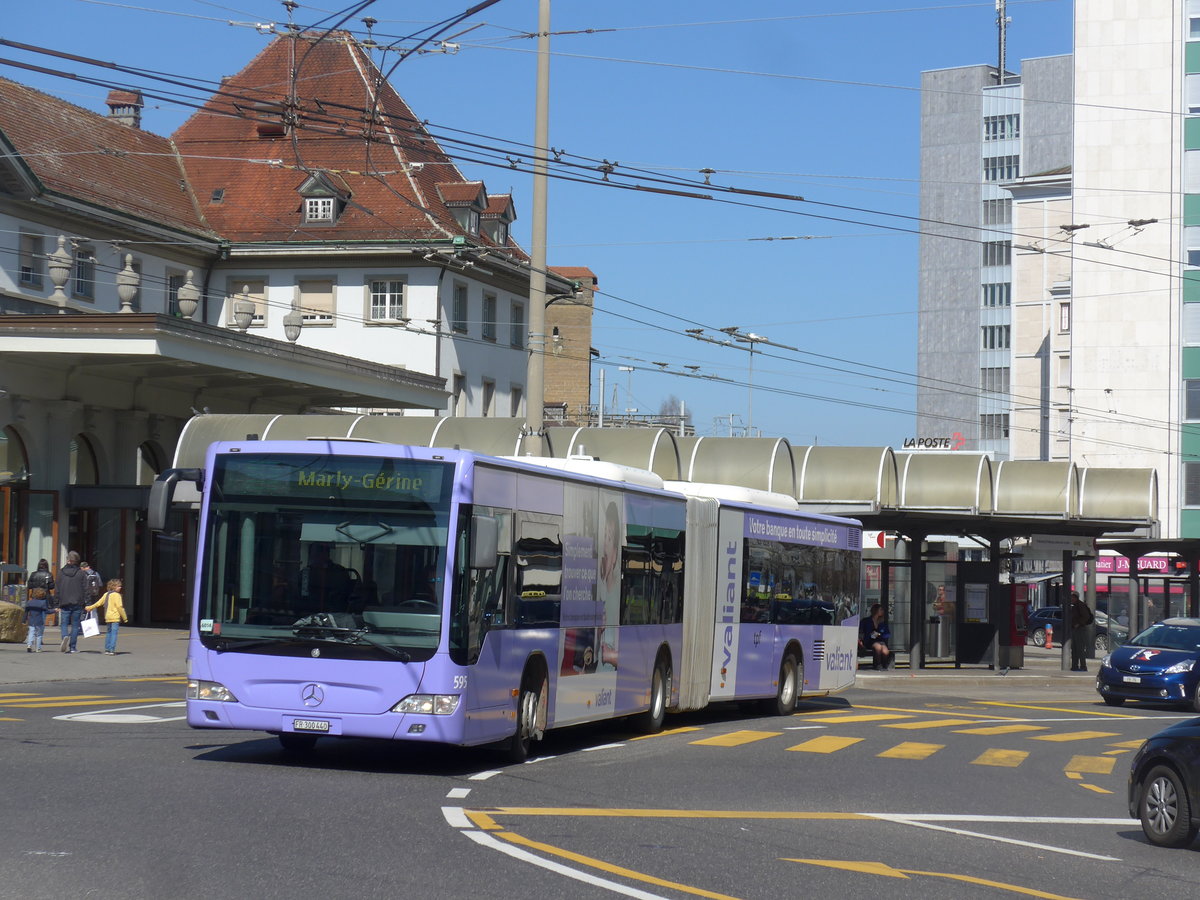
left=148, top=468, right=203, bottom=531
left=470, top=515, right=499, bottom=569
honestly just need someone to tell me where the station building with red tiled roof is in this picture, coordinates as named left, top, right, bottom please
left=0, top=31, right=591, bottom=625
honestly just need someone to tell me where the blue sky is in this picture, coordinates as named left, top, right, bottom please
left=2, top=0, right=1073, bottom=445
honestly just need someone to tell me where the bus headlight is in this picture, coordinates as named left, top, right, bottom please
left=187, top=680, right=238, bottom=702
left=392, top=694, right=460, bottom=715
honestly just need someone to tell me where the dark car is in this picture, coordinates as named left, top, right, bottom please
left=1097, top=618, right=1200, bottom=711
left=1026, top=605, right=1128, bottom=653
left=1128, top=717, right=1200, bottom=847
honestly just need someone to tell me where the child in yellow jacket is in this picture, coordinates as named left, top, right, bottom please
left=85, top=578, right=128, bottom=656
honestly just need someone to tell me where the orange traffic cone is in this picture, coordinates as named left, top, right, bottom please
left=1045, top=624, right=1054, bottom=650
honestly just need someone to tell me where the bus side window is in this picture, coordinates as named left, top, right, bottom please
left=513, top=513, right=562, bottom=628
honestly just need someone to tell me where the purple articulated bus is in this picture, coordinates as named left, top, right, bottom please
left=149, top=440, right=861, bottom=760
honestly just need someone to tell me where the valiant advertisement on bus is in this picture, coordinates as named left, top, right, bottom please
left=710, top=509, right=861, bottom=698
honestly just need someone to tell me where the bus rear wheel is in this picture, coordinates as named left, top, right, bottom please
left=765, top=653, right=801, bottom=716
left=635, top=656, right=669, bottom=734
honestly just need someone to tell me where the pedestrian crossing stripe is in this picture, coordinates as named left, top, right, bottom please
left=1065, top=755, right=1116, bottom=776
left=1029, top=731, right=1121, bottom=743
left=972, top=749, right=1028, bottom=767
left=788, top=735, right=864, bottom=753
left=953, top=724, right=1048, bottom=735
left=878, top=742, right=943, bottom=760
left=690, top=730, right=781, bottom=747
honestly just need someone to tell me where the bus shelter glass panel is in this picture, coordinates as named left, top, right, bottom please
left=885, top=562, right=911, bottom=654
left=925, top=562, right=957, bottom=662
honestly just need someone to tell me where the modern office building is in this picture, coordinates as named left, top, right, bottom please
left=918, top=5, right=1200, bottom=539
left=917, top=55, right=1073, bottom=459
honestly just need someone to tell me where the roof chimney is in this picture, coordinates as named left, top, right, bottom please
left=105, top=90, right=144, bottom=129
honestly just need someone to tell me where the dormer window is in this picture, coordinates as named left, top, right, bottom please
left=482, top=220, right=508, bottom=245
left=451, top=207, right=480, bottom=234
left=297, top=170, right=350, bottom=226
left=306, top=197, right=335, bottom=223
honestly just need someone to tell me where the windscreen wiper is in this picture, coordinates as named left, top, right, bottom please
left=214, top=636, right=302, bottom=653
left=343, top=630, right=411, bottom=661
left=291, top=616, right=412, bottom=661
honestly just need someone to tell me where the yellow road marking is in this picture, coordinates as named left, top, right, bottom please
left=797, top=713, right=912, bottom=724
left=482, top=808, right=874, bottom=820
left=848, top=703, right=1022, bottom=720
left=497, top=830, right=742, bottom=900
left=0, top=717, right=23, bottom=721
left=902, top=867, right=1083, bottom=899
left=954, top=724, right=1048, bottom=735
left=1065, top=755, right=1116, bottom=775
left=883, top=718, right=980, bottom=730
left=3, top=695, right=109, bottom=704
left=1103, top=749, right=1133, bottom=756
left=878, top=742, right=943, bottom=760
left=787, top=735, right=864, bottom=753
left=1030, top=731, right=1120, bottom=743
left=972, top=749, right=1029, bottom=767
left=7, top=697, right=181, bottom=709
left=784, top=859, right=908, bottom=879
left=976, top=700, right=1137, bottom=718
left=1079, top=784, right=1113, bottom=795
left=782, top=859, right=1083, bottom=899
left=631, top=725, right=702, bottom=740
left=465, top=810, right=501, bottom=830
left=691, top=730, right=781, bottom=748
left=1107, top=740, right=1145, bottom=749
left=1066, top=772, right=1083, bottom=780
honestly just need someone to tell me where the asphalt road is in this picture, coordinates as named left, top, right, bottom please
left=2, top=666, right=1198, bottom=900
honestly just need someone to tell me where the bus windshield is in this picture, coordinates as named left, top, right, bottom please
left=197, top=452, right=454, bottom=661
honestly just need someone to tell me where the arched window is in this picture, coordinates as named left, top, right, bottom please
left=69, top=434, right=99, bottom=485
left=137, top=442, right=164, bottom=486
left=0, top=426, right=30, bottom=484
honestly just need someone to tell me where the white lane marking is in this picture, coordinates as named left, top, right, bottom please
left=447, top=788, right=471, bottom=799
left=872, top=814, right=1130, bottom=824
left=463, top=828, right=668, bottom=899
left=581, top=743, right=625, bottom=752
left=784, top=725, right=828, bottom=731
left=54, top=701, right=187, bottom=724
left=469, top=770, right=502, bottom=781
left=874, top=816, right=1121, bottom=861
left=442, top=806, right=474, bottom=829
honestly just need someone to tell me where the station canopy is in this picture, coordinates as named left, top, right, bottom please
left=171, top=415, right=1158, bottom=542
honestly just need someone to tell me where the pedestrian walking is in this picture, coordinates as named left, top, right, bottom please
left=86, top=578, right=128, bottom=656
left=23, top=585, right=49, bottom=652
left=27, top=559, right=55, bottom=606
left=1069, top=591, right=1095, bottom=672
left=56, top=550, right=88, bottom=653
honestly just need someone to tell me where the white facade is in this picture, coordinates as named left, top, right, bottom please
left=1069, top=6, right=1184, bottom=535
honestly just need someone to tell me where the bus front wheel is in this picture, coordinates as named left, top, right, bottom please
left=636, top=656, right=669, bottom=734
left=505, top=667, right=547, bottom=764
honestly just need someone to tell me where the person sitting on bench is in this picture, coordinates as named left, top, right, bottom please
left=859, top=603, right=892, bottom=670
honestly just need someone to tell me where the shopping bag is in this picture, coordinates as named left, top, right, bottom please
left=80, top=612, right=101, bottom=639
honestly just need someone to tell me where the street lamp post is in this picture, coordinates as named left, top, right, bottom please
left=689, top=327, right=799, bottom=437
